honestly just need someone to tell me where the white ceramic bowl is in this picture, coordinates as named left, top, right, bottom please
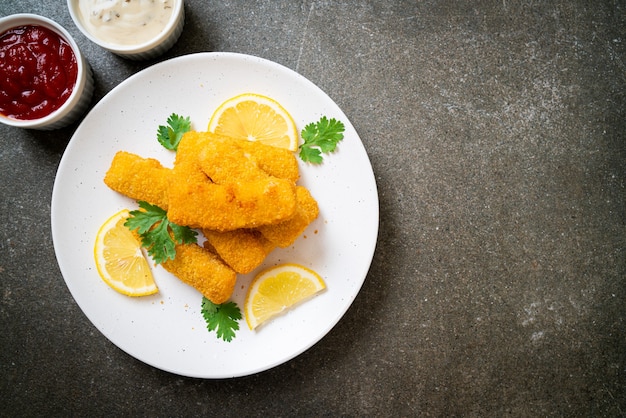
left=67, top=0, right=185, bottom=60
left=0, top=14, right=94, bottom=130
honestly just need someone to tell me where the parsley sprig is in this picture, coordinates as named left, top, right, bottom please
left=298, top=116, right=345, bottom=164
left=157, top=114, right=191, bottom=151
left=201, top=297, right=242, bottom=342
left=125, top=201, right=197, bottom=264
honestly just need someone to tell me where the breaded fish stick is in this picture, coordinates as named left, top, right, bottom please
left=104, top=151, right=171, bottom=210
left=180, top=131, right=299, bottom=183
left=174, top=132, right=213, bottom=183
left=168, top=177, right=297, bottom=231
left=161, top=243, right=236, bottom=304
left=203, top=229, right=275, bottom=274
left=259, top=186, right=319, bottom=247
left=198, top=137, right=268, bottom=183
left=237, top=138, right=300, bottom=183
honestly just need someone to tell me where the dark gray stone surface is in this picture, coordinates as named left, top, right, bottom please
left=1, top=1, right=624, bottom=416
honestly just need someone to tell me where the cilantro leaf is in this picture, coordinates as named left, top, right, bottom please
left=156, top=113, right=191, bottom=150
left=201, top=297, right=242, bottom=342
left=298, top=116, right=345, bottom=164
left=124, top=201, right=197, bottom=264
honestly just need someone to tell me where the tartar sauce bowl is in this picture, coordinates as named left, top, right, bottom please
left=0, top=14, right=94, bottom=130
left=67, top=0, right=185, bottom=60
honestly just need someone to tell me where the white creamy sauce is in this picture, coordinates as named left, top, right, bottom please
left=77, top=0, right=175, bottom=45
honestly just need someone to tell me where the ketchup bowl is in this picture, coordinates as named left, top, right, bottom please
left=0, top=14, right=94, bottom=130
left=67, top=0, right=185, bottom=60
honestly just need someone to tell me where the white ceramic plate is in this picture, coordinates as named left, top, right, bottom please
left=51, top=52, right=378, bottom=378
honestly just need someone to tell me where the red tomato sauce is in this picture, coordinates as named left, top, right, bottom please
left=0, top=25, right=78, bottom=120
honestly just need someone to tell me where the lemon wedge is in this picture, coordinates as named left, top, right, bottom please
left=245, top=263, right=326, bottom=330
left=93, top=209, right=157, bottom=297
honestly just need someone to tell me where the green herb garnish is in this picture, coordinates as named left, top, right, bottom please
left=157, top=113, right=191, bottom=151
left=298, top=116, right=345, bottom=164
left=201, top=297, right=242, bottom=342
left=124, top=201, right=197, bottom=264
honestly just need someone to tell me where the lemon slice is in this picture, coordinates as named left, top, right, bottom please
left=93, top=209, right=158, bottom=297
left=244, top=263, right=326, bottom=330
left=208, top=93, right=299, bottom=151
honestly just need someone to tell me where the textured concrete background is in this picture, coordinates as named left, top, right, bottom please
left=1, top=1, right=624, bottom=416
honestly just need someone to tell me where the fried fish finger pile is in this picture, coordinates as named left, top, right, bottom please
left=103, top=131, right=319, bottom=304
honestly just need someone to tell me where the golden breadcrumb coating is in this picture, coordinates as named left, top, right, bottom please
left=169, top=132, right=298, bottom=231
left=103, top=151, right=171, bottom=209
left=259, top=186, right=319, bottom=247
left=226, top=135, right=299, bottom=182
left=180, top=131, right=299, bottom=182
left=202, top=228, right=275, bottom=274
left=167, top=177, right=297, bottom=231
left=197, top=136, right=269, bottom=183
left=161, top=243, right=236, bottom=304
